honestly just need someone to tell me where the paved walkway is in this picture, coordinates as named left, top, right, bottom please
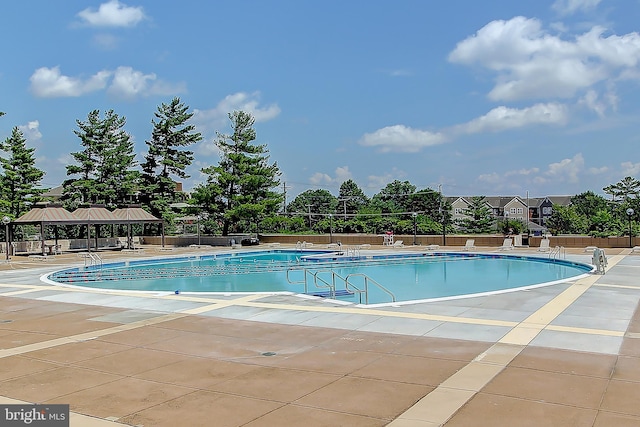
left=0, top=245, right=639, bottom=426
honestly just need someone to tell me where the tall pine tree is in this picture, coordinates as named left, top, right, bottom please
left=194, top=111, right=282, bottom=236
left=458, top=196, right=495, bottom=233
left=0, top=127, right=45, bottom=217
left=140, top=97, right=201, bottom=220
left=63, top=110, right=137, bottom=208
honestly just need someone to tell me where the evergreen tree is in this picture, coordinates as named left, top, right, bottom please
left=337, top=179, right=369, bottom=218
left=63, top=110, right=137, bottom=208
left=286, top=189, right=338, bottom=228
left=458, top=196, right=495, bottom=233
left=140, top=97, right=202, bottom=220
left=370, top=180, right=416, bottom=213
left=0, top=127, right=45, bottom=217
left=193, top=111, right=282, bottom=235
left=603, top=176, right=640, bottom=201
left=546, top=204, right=587, bottom=235
left=570, top=191, right=609, bottom=218
left=411, top=188, right=442, bottom=218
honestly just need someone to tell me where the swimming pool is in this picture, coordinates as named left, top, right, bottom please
left=45, top=250, right=593, bottom=305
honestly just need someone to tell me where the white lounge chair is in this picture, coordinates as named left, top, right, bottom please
left=498, top=238, right=514, bottom=251
left=392, top=240, right=404, bottom=248
left=426, top=244, right=440, bottom=250
left=537, top=239, right=550, bottom=252
left=462, top=239, right=476, bottom=251
left=631, top=246, right=640, bottom=253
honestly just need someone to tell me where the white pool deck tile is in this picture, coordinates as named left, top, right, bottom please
left=529, top=329, right=624, bottom=354
left=356, top=316, right=443, bottom=336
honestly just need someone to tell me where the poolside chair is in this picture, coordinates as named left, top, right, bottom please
left=426, top=244, right=440, bottom=250
left=537, top=239, right=550, bottom=252
left=498, top=238, right=514, bottom=251
left=462, top=239, right=476, bottom=251
left=632, top=246, right=640, bottom=253
left=392, top=240, right=404, bottom=248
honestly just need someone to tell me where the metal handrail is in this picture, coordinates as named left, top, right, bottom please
left=285, top=266, right=395, bottom=305
left=345, top=273, right=396, bottom=304
left=311, top=269, right=342, bottom=299
left=549, top=246, right=566, bottom=260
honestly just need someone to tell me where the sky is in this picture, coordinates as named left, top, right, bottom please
left=2, top=0, right=640, bottom=202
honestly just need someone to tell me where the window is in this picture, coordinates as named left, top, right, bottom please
left=543, top=206, right=552, bottom=215
left=517, top=208, right=523, bottom=214
left=510, top=207, right=517, bottom=215
left=454, top=208, right=463, bottom=215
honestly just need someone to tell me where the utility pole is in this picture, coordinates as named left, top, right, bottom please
left=282, top=182, right=287, bottom=214
left=306, top=204, right=312, bottom=228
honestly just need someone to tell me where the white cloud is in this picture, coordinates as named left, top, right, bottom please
left=552, top=0, right=602, bottom=15
left=588, top=166, right=608, bottom=174
left=308, top=166, right=353, bottom=187
left=107, top=66, right=185, bottom=99
left=77, top=0, right=146, bottom=27
left=30, top=66, right=111, bottom=97
left=18, top=121, right=42, bottom=142
left=448, top=16, right=640, bottom=102
left=334, top=166, right=353, bottom=183
left=455, top=103, right=568, bottom=134
left=366, top=168, right=407, bottom=192
left=505, top=168, right=540, bottom=177
left=477, top=172, right=502, bottom=184
left=621, top=161, right=640, bottom=176
left=193, top=92, right=281, bottom=131
left=309, top=172, right=334, bottom=186
left=579, top=89, right=606, bottom=117
left=359, top=125, right=446, bottom=153
left=545, top=153, right=585, bottom=183
left=29, top=66, right=184, bottom=99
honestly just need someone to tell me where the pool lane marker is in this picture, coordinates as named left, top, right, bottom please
left=389, top=253, right=627, bottom=426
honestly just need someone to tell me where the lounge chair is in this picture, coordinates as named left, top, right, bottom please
left=426, top=244, right=440, bottom=250
left=462, top=239, right=476, bottom=251
left=537, top=239, right=550, bottom=252
left=631, top=246, right=640, bottom=253
left=392, top=240, right=404, bottom=248
left=498, top=238, right=514, bottom=251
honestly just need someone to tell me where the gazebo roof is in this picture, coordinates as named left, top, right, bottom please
left=12, top=205, right=162, bottom=225
left=13, top=206, right=82, bottom=225
left=72, top=206, right=121, bottom=223
left=112, top=207, right=162, bottom=223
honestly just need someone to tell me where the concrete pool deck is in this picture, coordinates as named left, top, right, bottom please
left=0, top=244, right=639, bottom=426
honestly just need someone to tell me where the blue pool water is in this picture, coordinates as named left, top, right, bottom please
left=45, top=250, right=592, bottom=305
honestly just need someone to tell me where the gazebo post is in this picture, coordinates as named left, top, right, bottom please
left=41, top=222, right=46, bottom=256
left=86, top=223, right=91, bottom=253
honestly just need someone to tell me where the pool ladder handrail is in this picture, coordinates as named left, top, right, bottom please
left=82, top=252, right=103, bottom=269
left=548, top=245, right=566, bottom=260
left=345, top=246, right=360, bottom=257
left=286, top=267, right=396, bottom=304
left=344, top=273, right=396, bottom=305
